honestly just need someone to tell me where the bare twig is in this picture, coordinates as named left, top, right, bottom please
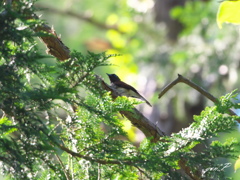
left=158, top=74, right=239, bottom=122
left=159, top=74, right=217, bottom=102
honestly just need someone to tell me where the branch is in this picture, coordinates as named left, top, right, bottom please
left=35, top=4, right=123, bottom=33
left=58, top=141, right=196, bottom=179
left=159, top=74, right=217, bottom=102
left=55, top=154, right=71, bottom=180
left=17, top=5, right=71, bottom=60
left=158, top=74, right=239, bottom=121
left=34, top=24, right=71, bottom=61
left=1, top=3, right=69, bottom=60
left=133, top=165, right=152, bottom=180
left=178, top=158, right=201, bottom=180
left=58, top=144, right=134, bottom=165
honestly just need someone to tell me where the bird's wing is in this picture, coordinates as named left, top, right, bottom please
left=113, top=81, right=137, bottom=92
left=114, top=81, right=152, bottom=107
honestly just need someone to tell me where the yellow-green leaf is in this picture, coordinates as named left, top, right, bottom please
left=234, top=156, right=240, bottom=172
left=217, top=0, right=240, bottom=29
left=122, top=120, right=136, bottom=142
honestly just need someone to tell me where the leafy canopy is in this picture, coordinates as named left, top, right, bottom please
left=0, top=0, right=240, bottom=179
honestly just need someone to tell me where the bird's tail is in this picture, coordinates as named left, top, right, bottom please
left=140, top=96, right=152, bottom=107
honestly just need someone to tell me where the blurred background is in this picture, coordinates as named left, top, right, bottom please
left=34, top=0, right=240, bottom=178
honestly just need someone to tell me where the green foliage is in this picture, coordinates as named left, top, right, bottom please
left=0, top=1, right=138, bottom=179
left=171, top=1, right=214, bottom=36
left=0, top=1, right=240, bottom=180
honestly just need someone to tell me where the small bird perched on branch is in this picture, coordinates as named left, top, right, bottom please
left=107, top=73, right=152, bottom=107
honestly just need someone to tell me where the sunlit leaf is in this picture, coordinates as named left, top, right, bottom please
left=119, top=21, right=137, bottom=34
left=106, top=14, right=119, bottom=26
left=217, top=0, right=240, bottom=29
left=122, top=119, right=136, bottom=141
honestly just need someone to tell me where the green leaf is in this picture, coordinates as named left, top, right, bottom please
left=217, top=0, right=240, bottom=29
left=0, top=117, right=18, bottom=137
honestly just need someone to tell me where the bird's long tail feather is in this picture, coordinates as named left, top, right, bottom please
left=140, top=97, right=152, bottom=107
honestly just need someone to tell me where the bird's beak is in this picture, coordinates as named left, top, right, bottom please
left=106, top=73, right=110, bottom=76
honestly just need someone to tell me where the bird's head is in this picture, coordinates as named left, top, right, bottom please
left=107, top=73, right=121, bottom=82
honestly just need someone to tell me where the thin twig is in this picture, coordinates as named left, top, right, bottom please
left=159, top=74, right=239, bottom=122
left=55, top=154, right=71, bottom=180
left=58, top=143, right=134, bottom=165
left=159, top=74, right=217, bottom=103
left=134, top=165, right=152, bottom=180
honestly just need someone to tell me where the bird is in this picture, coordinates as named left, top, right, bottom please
left=107, top=73, right=152, bottom=107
